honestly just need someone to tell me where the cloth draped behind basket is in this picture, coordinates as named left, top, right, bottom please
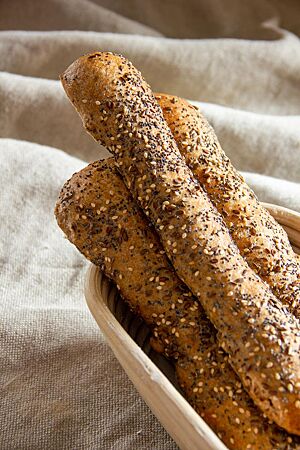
left=0, top=1, right=299, bottom=449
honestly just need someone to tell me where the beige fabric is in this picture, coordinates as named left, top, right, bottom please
left=0, top=1, right=299, bottom=449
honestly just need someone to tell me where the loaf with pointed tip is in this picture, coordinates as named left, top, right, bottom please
left=60, top=52, right=300, bottom=434
left=55, top=158, right=300, bottom=449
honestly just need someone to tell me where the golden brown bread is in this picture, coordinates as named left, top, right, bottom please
left=60, top=52, right=300, bottom=434
left=55, top=158, right=300, bottom=449
left=156, top=93, right=300, bottom=317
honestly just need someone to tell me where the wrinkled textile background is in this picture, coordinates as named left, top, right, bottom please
left=0, top=1, right=299, bottom=449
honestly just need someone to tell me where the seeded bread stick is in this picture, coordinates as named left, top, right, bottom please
left=61, top=52, right=300, bottom=434
left=55, top=159, right=300, bottom=449
left=156, top=94, right=300, bottom=317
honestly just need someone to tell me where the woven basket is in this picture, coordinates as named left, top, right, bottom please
left=85, top=203, right=300, bottom=450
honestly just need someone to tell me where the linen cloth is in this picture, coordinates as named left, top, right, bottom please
left=0, top=1, right=299, bottom=449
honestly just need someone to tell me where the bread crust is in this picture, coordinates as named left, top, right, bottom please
left=55, top=158, right=300, bottom=449
left=156, top=93, right=300, bottom=317
left=60, top=52, right=300, bottom=434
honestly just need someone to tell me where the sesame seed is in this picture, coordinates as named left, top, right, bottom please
left=295, top=400, right=300, bottom=409
left=82, top=99, right=87, bottom=103
left=248, top=318, right=255, bottom=324
left=191, top=244, right=197, bottom=250
left=182, top=233, right=187, bottom=238
left=128, top=267, right=133, bottom=272
left=112, top=216, right=118, bottom=220
left=82, top=215, right=87, bottom=219
left=168, top=225, right=174, bottom=229
left=266, top=362, right=273, bottom=368
left=95, top=100, right=100, bottom=105
left=157, top=286, right=162, bottom=290
left=194, top=271, right=199, bottom=277
left=287, top=383, right=293, bottom=392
